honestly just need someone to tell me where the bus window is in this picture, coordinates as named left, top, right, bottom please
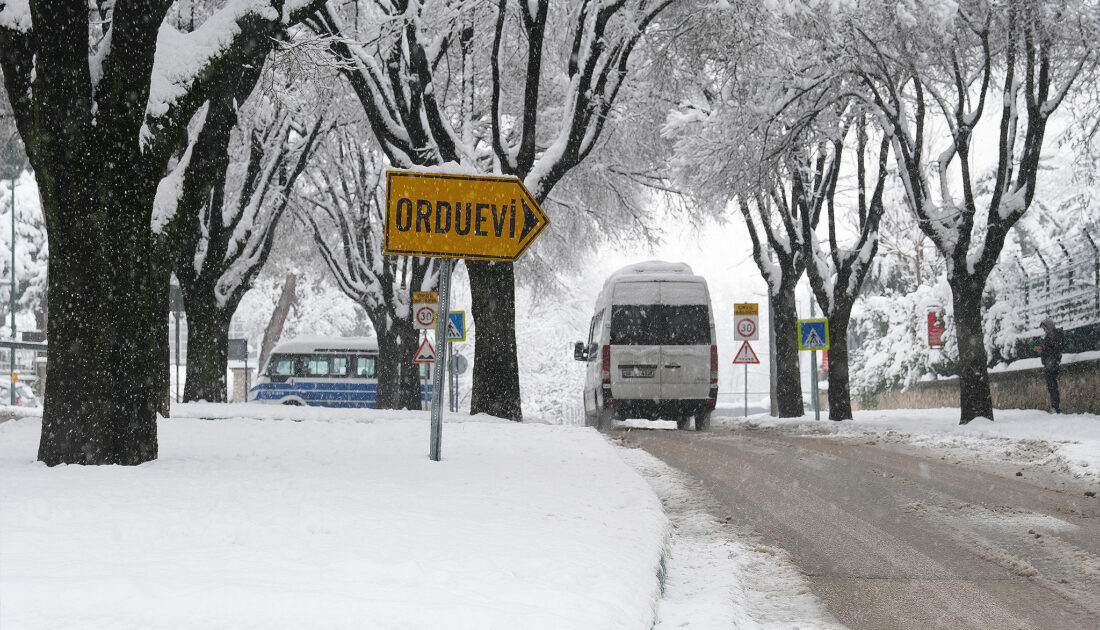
left=266, top=354, right=298, bottom=376
left=418, top=363, right=430, bottom=380
left=331, top=355, right=349, bottom=377
left=305, top=356, right=336, bottom=376
left=353, top=355, right=376, bottom=378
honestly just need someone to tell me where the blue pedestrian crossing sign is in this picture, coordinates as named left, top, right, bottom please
left=797, top=319, right=829, bottom=351
left=446, top=311, right=466, bottom=342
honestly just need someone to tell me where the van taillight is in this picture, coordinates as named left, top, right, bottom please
left=710, top=345, right=719, bottom=384
left=601, top=345, right=611, bottom=385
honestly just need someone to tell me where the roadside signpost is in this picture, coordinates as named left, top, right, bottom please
left=797, top=319, right=829, bottom=351
left=412, top=338, right=436, bottom=364
left=446, top=311, right=466, bottom=342
left=413, top=291, right=439, bottom=330
left=385, top=170, right=549, bottom=461
left=733, top=341, right=759, bottom=364
left=798, top=311, right=830, bottom=421
left=385, top=171, right=549, bottom=261
left=734, top=303, right=759, bottom=341
left=732, top=339, right=760, bottom=418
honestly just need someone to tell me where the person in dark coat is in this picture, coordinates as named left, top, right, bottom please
left=1033, top=319, right=1064, bottom=413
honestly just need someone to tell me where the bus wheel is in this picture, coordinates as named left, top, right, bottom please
left=282, top=400, right=303, bottom=406
left=675, top=416, right=691, bottom=430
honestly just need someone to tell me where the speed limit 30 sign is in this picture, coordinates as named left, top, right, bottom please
left=413, top=291, right=439, bottom=330
left=734, top=302, right=759, bottom=341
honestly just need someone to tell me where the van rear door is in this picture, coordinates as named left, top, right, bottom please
left=609, top=282, right=663, bottom=400
left=655, top=282, right=711, bottom=400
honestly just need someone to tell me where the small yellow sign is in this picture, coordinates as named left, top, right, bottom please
left=10, top=372, right=17, bottom=383
left=384, top=171, right=549, bottom=262
left=413, top=291, right=438, bottom=304
left=734, top=303, right=759, bottom=316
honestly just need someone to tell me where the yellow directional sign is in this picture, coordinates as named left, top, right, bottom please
left=384, top=171, right=550, bottom=262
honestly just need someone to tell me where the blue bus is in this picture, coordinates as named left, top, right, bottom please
left=248, top=337, right=431, bottom=407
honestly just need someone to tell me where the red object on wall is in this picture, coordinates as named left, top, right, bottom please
left=821, top=350, right=829, bottom=372
left=928, top=310, right=946, bottom=347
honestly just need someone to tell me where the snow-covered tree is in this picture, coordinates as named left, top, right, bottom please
left=800, top=115, right=892, bottom=420
left=661, top=2, right=819, bottom=418
left=296, top=126, right=438, bottom=410
left=308, top=0, right=679, bottom=421
left=838, top=0, right=1099, bottom=423
left=173, top=85, right=326, bottom=403
left=849, top=280, right=958, bottom=403
left=0, top=171, right=47, bottom=333
left=0, top=0, right=327, bottom=465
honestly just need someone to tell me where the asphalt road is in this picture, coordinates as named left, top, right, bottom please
left=619, top=423, right=1100, bottom=630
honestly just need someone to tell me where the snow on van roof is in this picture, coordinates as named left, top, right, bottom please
left=270, top=336, right=379, bottom=355
left=611, top=260, right=694, bottom=277
left=603, top=261, right=704, bottom=287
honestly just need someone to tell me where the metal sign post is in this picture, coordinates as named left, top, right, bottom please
left=797, top=311, right=829, bottom=422
left=734, top=303, right=760, bottom=419
left=810, top=300, right=819, bottom=422
left=429, top=259, right=454, bottom=462
left=384, top=170, right=548, bottom=462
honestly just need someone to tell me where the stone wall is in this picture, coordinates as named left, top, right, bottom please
left=854, top=359, right=1100, bottom=415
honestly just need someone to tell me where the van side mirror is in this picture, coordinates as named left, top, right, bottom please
left=573, top=342, right=588, bottom=361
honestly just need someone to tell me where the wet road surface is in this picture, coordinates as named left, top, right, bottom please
left=619, top=424, right=1100, bottom=630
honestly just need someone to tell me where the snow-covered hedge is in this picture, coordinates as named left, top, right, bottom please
left=849, top=277, right=1045, bottom=403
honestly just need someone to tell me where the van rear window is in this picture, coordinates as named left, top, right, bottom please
left=610, top=305, right=710, bottom=345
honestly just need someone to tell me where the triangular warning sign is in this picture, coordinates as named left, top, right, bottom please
left=732, top=341, right=760, bottom=364
left=802, top=328, right=824, bottom=348
left=412, top=338, right=436, bottom=364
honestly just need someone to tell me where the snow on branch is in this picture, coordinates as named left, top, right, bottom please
left=142, top=0, right=328, bottom=156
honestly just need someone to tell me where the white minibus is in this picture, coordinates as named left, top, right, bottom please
left=574, top=261, right=718, bottom=430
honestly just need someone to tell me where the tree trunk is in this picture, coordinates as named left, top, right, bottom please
left=772, top=288, right=805, bottom=418
left=826, top=303, right=854, bottom=421
left=466, top=259, right=522, bottom=421
left=951, top=275, right=994, bottom=424
left=181, top=297, right=232, bottom=402
left=258, top=273, right=296, bottom=370
left=375, top=317, right=423, bottom=410
left=37, top=172, right=164, bottom=465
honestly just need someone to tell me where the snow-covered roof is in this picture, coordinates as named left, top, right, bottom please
left=608, top=260, right=695, bottom=280
left=597, top=260, right=708, bottom=305
left=269, top=336, right=379, bottom=355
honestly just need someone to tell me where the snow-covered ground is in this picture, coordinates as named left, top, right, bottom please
left=0, top=404, right=832, bottom=630
left=2, top=404, right=1096, bottom=629
left=717, top=406, right=1100, bottom=486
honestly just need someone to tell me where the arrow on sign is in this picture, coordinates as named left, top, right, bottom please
left=384, top=171, right=550, bottom=262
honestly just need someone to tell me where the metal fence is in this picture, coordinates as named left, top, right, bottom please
left=993, top=227, right=1100, bottom=333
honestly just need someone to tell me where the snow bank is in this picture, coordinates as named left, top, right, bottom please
left=991, top=350, right=1100, bottom=373
left=724, top=407, right=1100, bottom=482
left=0, top=406, right=667, bottom=629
